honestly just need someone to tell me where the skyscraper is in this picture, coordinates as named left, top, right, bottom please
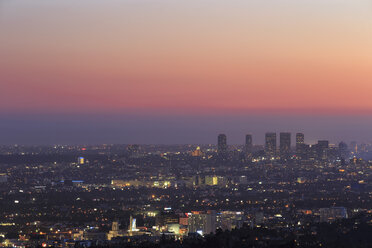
left=338, top=142, right=349, bottom=160
left=218, top=134, right=227, bottom=155
left=296, top=133, right=305, bottom=158
left=245, top=134, right=253, bottom=156
left=317, top=140, right=329, bottom=160
left=265, top=132, right=276, bottom=158
left=280, top=132, right=291, bottom=159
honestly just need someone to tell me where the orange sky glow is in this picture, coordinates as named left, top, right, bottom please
left=1, top=0, right=372, bottom=115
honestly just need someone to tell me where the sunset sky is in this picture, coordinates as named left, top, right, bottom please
left=1, top=0, right=372, bottom=144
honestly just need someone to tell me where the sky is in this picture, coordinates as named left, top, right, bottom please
left=0, top=0, right=372, bottom=145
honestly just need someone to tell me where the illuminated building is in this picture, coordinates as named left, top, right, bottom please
left=78, top=157, right=85, bottom=165
left=188, top=211, right=216, bottom=235
left=296, top=133, right=305, bottom=158
left=191, top=146, right=204, bottom=157
left=265, top=132, right=276, bottom=158
left=179, top=217, right=188, bottom=226
left=156, top=213, right=179, bottom=232
left=317, top=140, right=329, bottom=160
left=245, top=134, right=253, bottom=157
left=129, top=215, right=139, bottom=233
left=107, top=221, right=124, bottom=240
left=297, top=177, right=306, bottom=183
left=216, top=211, right=245, bottom=231
left=280, top=132, right=291, bottom=160
left=319, top=207, right=348, bottom=223
left=238, top=175, right=248, bottom=184
left=217, top=134, right=227, bottom=156
left=338, top=141, right=349, bottom=160
left=192, top=175, right=202, bottom=187
left=167, top=224, right=180, bottom=234
left=205, top=176, right=218, bottom=186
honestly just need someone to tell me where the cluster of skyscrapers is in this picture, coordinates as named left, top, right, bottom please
left=217, top=132, right=346, bottom=162
left=264, top=132, right=294, bottom=160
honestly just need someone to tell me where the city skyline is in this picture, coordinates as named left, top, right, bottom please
left=1, top=1, right=371, bottom=247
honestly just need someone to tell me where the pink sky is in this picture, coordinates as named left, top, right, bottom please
left=1, top=0, right=372, bottom=115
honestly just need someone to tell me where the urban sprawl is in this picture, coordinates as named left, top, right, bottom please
left=0, top=133, right=371, bottom=247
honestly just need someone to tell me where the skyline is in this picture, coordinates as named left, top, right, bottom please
left=1, top=0, right=372, bottom=144
left=1, top=2, right=372, bottom=247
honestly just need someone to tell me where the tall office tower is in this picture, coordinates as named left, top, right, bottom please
left=338, top=142, right=349, bottom=160
left=265, top=132, right=276, bottom=158
left=317, top=140, right=329, bottom=161
left=217, top=134, right=227, bottom=155
left=280, top=132, right=291, bottom=159
left=296, top=133, right=305, bottom=158
left=245, top=134, right=253, bottom=155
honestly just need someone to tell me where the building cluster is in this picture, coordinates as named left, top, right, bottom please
left=217, top=132, right=352, bottom=163
left=0, top=137, right=370, bottom=247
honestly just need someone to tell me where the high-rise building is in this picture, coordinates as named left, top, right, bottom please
left=280, top=132, right=291, bottom=159
left=308, top=144, right=318, bottom=161
left=295, top=133, right=305, bottom=159
left=217, top=134, right=227, bottom=155
left=265, top=132, right=276, bottom=158
left=338, top=142, right=349, bottom=160
left=245, top=134, right=253, bottom=156
left=317, top=140, right=329, bottom=160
